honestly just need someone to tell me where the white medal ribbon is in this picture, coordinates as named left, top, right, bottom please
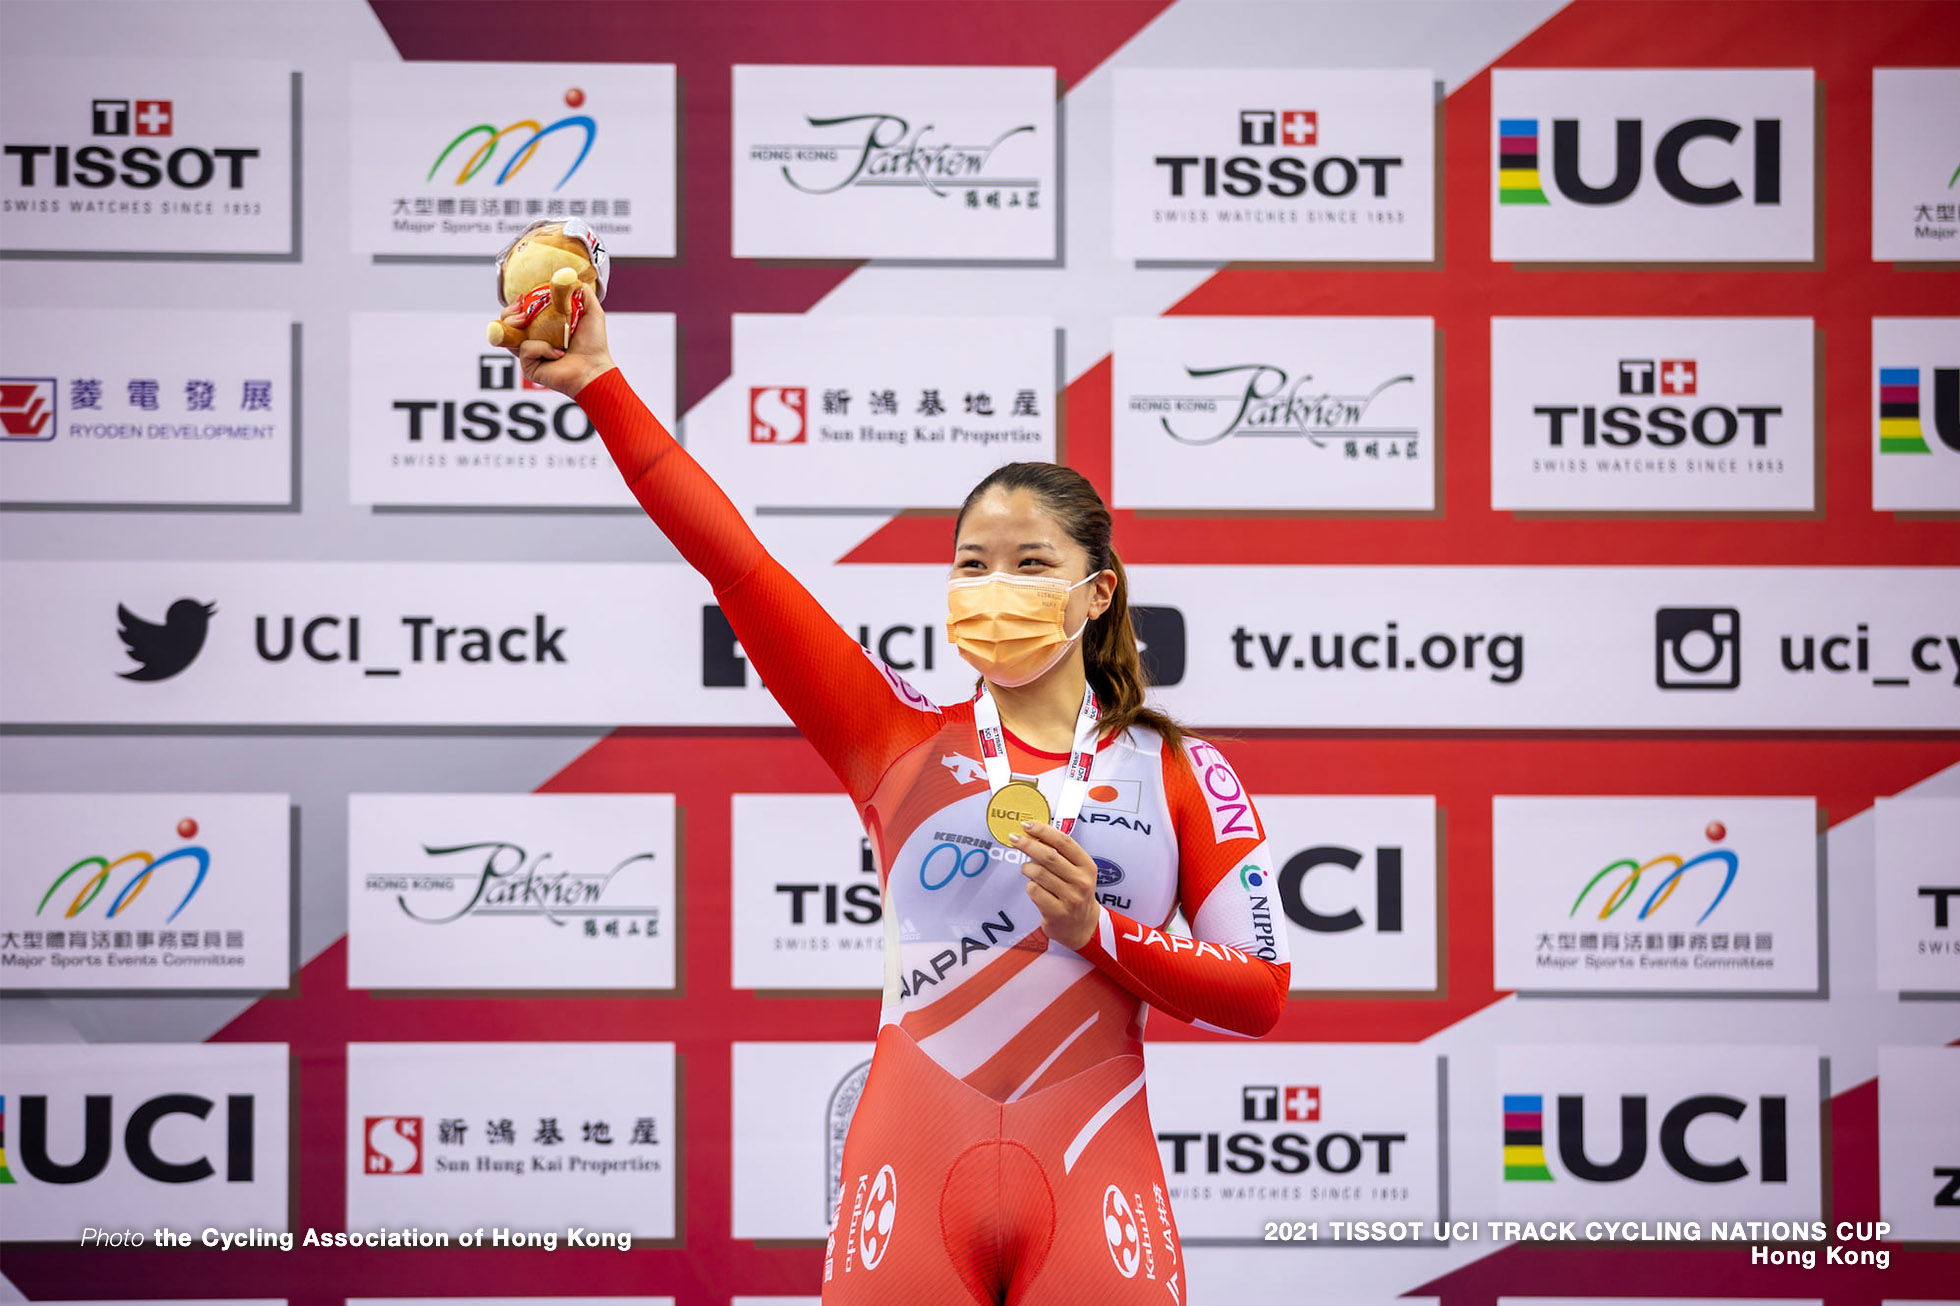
left=971, top=679, right=1102, bottom=835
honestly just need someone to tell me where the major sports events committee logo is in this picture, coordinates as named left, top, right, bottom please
left=428, top=89, right=595, bottom=192
left=0, top=380, right=56, bottom=440
left=1567, top=821, right=1739, bottom=929
left=1877, top=365, right=1957, bottom=456
left=37, top=815, right=212, bottom=924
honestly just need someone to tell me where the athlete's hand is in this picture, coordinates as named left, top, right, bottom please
left=1012, top=820, right=1101, bottom=951
left=493, top=291, right=616, bottom=398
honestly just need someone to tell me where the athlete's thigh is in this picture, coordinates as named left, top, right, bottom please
left=822, top=1029, right=994, bottom=1306
left=1015, top=1084, right=1186, bottom=1306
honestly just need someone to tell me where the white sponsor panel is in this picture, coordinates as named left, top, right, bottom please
left=0, top=1043, right=288, bottom=1238
left=348, top=311, right=675, bottom=507
left=348, top=62, right=675, bottom=259
left=731, top=65, right=1054, bottom=260
left=1872, top=69, right=1960, bottom=261
left=1182, top=1275, right=1434, bottom=1306
left=1491, top=318, right=1814, bottom=512
left=1256, top=796, right=1437, bottom=992
left=5, top=562, right=1957, bottom=729
left=731, top=794, right=882, bottom=991
left=1872, top=317, right=1960, bottom=511
left=1875, top=797, right=1960, bottom=993
left=1485, top=1044, right=1820, bottom=1223
left=347, top=793, right=675, bottom=991
left=1493, top=797, right=1819, bottom=994
left=730, top=1041, right=876, bottom=1240
left=346, top=1042, right=674, bottom=1238
left=0, top=792, right=290, bottom=991
left=1145, top=1043, right=1440, bottom=1237
left=1491, top=69, right=1814, bottom=263
left=720, top=314, right=1055, bottom=511
left=0, top=58, right=294, bottom=257
left=1878, top=1045, right=1960, bottom=1242
left=0, top=310, right=292, bottom=505
left=1112, top=316, right=1434, bottom=510
left=1111, top=68, right=1434, bottom=262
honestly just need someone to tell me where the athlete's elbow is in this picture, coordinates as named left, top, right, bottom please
left=1246, top=962, right=1291, bottom=1037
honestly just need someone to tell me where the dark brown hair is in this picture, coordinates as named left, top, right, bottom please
left=955, top=462, right=1186, bottom=752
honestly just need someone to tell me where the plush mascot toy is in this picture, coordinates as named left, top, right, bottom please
left=486, top=216, right=610, bottom=351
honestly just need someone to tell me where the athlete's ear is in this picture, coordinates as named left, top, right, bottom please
left=1089, top=567, right=1116, bottom=621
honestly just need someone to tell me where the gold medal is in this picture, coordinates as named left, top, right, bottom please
left=985, top=780, right=1051, bottom=846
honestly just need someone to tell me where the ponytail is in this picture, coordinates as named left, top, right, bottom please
left=1085, top=549, right=1186, bottom=754
left=955, top=462, right=1187, bottom=753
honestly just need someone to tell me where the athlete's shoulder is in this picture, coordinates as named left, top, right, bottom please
left=1168, top=731, right=1261, bottom=845
left=860, top=644, right=942, bottom=715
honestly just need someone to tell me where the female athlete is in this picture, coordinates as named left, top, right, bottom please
left=498, top=298, right=1291, bottom=1305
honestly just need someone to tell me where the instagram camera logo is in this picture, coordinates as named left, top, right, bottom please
left=749, top=387, right=807, bottom=443
left=363, top=1115, right=424, bottom=1174
left=1655, top=606, right=1741, bottom=691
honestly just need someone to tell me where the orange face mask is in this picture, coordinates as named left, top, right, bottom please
left=945, top=571, right=1099, bottom=687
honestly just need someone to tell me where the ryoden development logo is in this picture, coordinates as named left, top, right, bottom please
left=1877, top=365, right=1957, bottom=455
left=0, top=380, right=56, bottom=440
left=429, top=91, right=596, bottom=192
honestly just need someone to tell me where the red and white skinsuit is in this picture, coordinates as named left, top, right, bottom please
left=582, top=371, right=1292, bottom=1305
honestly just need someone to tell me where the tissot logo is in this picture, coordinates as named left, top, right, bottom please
left=779, top=837, right=883, bottom=929
left=1113, top=69, right=1433, bottom=263
left=6, top=96, right=256, bottom=190
left=1539, top=356, right=1779, bottom=450
left=1491, top=70, right=1814, bottom=262
left=1491, top=317, right=1814, bottom=512
left=1157, top=108, right=1398, bottom=201
left=1503, top=1092, right=1788, bottom=1184
left=393, top=354, right=592, bottom=445
left=1159, top=1082, right=1404, bottom=1178
left=1921, top=885, right=1959, bottom=929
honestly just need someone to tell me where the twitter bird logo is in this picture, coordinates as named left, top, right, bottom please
left=117, top=598, right=217, bottom=682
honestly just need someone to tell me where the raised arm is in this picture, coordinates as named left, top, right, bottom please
left=507, top=303, right=942, bottom=804
left=1070, top=735, right=1292, bottom=1036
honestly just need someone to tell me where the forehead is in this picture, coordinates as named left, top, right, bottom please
left=956, top=487, right=1074, bottom=548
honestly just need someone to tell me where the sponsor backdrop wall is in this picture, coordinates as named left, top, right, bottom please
left=1, top=1, right=1956, bottom=1304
